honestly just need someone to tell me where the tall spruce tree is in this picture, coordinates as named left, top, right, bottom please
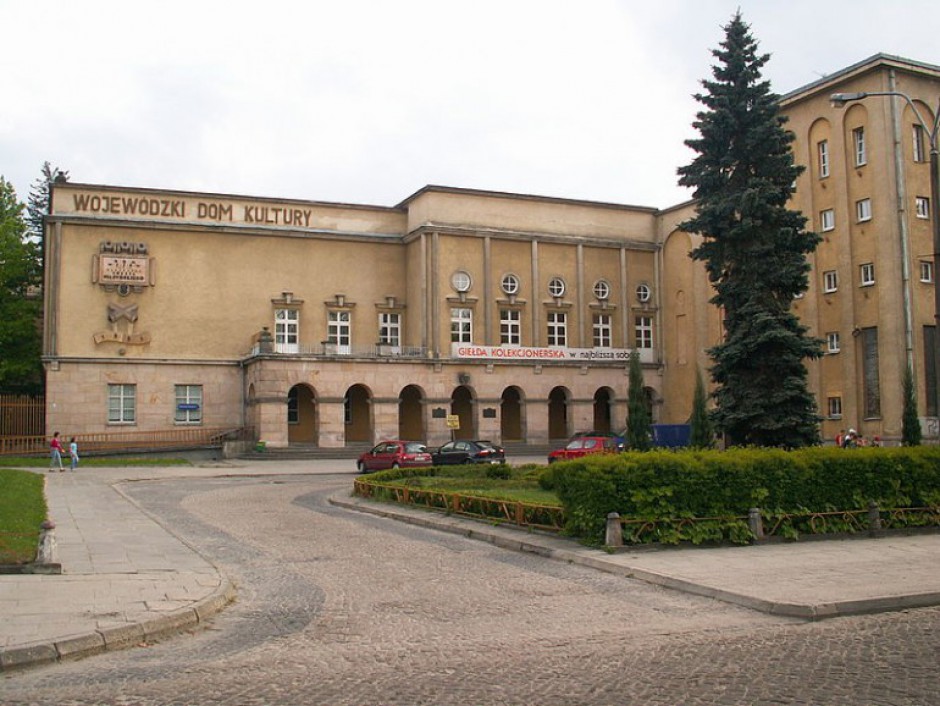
left=689, top=367, right=715, bottom=449
left=26, top=162, right=68, bottom=244
left=902, top=363, right=922, bottom=446
left=626, top=351, right=652, bottom=451
left=677, top=13, right=822, bottom=448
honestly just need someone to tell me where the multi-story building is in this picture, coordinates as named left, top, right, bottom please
left=42, top=54, right=940, bottom=448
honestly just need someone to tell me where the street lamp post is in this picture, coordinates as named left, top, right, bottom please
left=831, top=90, right=940, bottom=429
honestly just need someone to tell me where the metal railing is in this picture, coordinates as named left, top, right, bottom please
left=0, top=426, right=253, bottom=457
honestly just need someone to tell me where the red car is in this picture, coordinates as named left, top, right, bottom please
left=356, top=440, right=432, bottom=473
left=547, top=435, right=618, bottom=464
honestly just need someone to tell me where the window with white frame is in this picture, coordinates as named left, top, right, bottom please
left=500, top=309, right=521, bottom=345
left=174, top=384, right=202, bottom=424
left=547, top=311, right=567, bottom=347
left=856, top=198, right=872, bottom=222
left=636, top=283, right=651, bottom=303
left=274, top=308, right=299, bottom=353
left=635, top=316, right=653, bottom=349
left=378, top=312, right=400, bottom=347
left=921, top=260, right=934, bottom=283
left=593, top=314, right=612, bottom=348
left=450, top=307, right=472, bottom=343
left=547, top=277, right=566, bottom=298
left=327, top=310, right=351, bottom=353
left=287, top=387, right=299, bottom=424
left=593, top=280, right=610, bottom=301
left=501, top=273, right=520, bottom=296
left=860, top=262, right=875, bottom=287
left=827, top=396, right=843, bottom=419
left=820, top=208, right=835, bottom=231
left=913, top=125, right=927, bottom=163
left=853, top=127, right=866, bottom=167
left=916, top=196, right=930, bottom=220
left=826, top=332, right=841, bottom=354
left=823, top=270, right=839, bottom=293
left=817, top=140, right=830, bottom=178
left=108, top=384, right=136, bottom=424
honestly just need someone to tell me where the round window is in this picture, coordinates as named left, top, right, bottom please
left=451, top=271, right=472, bottom=293
left=593, top=280, right=610, bottom=300
left=501, top=273, right=520, bottom=295
left=636, top=283, right=651, bottom=303
left=548, top=277, right=566, bottom=298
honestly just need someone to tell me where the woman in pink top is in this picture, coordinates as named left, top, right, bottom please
left=49, top=431, right=64, bottom=472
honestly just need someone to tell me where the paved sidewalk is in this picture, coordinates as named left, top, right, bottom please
left=3, top=457, right=940, bottom=674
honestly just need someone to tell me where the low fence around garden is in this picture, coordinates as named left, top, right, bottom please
left=0, top=426, right=254, bottom=457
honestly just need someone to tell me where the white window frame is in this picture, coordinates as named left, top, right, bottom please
left=500, top=273, right=520, bottom=296
left=636, top=283, right=652, bottom=303
left=860, top=262, right=875, bottom=287
left=108, top=383, right=136, bottom=424
left=546, top=311, right=567, bottom=347
left=817, top=140, right=830, bottom=178
left=174, top=384, right=203, bottom=425
left=635, top=316, right=653, bottom=350
left=823, top=270, right=839, bottom=293
left=450, top=307, right=472, bottom=343
left=593, top=280, right=610, bottom=301
left=378, top=312, right=400, bottom=349
left=853, top=127, right=867, bottom=167
left=274, top=308, right=299, bottom=354
left=500, top=309, right=521, bottom=345
left=856, top=198, right=872, bottom=223
left=327, top=310, right=351, bottom=354
left=820, top=208, right=835, bottom=232
left=451, top=270, right=472, bottom=293
left=916, top=196, right=930, bottom=220
left=548, top=277, right=566, bottom=298
left=828, top=396, right=843, bottom=419
left=913, top=125, right=927, bottom=163
left=593, top=313, right=612, bottom=348
left=921, top=260, right=934, bottom=283
left=826, top=332, right=841, bottom=354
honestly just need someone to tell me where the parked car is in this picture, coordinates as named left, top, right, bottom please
left=432, top=439, right=506, bottom=465
left=356, top=440, right=432, bottom=473
left=548, top=435, right=619, bottom=464
left=571, top=429, right=625, bottom=452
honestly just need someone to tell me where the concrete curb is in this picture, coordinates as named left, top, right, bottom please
left=330, top=495, right=940, bottom=622
left=0, top=578, right=236, bottom=673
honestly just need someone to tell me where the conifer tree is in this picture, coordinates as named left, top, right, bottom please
left=689, top=367, right=715, bottom=449
left=677, top=13, right=822, bottom=448
left=26, top=162, right=68, bottom=244
left=626, top=351, right=652, bottom=451
left=902, top=363, right=922, bottom=446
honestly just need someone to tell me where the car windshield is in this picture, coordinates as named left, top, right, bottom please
left=565, top=439, right=584, bottom=450
left=404, top=442, right=427, bottom=453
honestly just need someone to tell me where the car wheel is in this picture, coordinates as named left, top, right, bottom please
left=391, top=462, right=400, bottom=469
left=356, top=460, right=366, bottom=473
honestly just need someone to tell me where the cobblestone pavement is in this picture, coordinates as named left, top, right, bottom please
left=3, top=473, right=939, bottom=705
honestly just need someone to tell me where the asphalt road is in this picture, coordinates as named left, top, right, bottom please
left=3, top=473, right=938, bottom=705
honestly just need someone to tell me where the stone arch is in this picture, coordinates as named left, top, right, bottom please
left=398, top=384, right=425, bottom=441
left=592, top=386, right=616, bottom=433
left=287, top=383, right=318, bottom=444
left=548, top=386, right=571, bottom=441
left=450, top=385, right=475, bottom=440
left=344, top=383, right=373, bottom=443
left=500, top=386, right=525, bottom=442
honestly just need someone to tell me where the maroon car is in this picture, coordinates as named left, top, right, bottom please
left=356, top=440, right=433, bottom=473
left=547, top=435, right=618, bottom=464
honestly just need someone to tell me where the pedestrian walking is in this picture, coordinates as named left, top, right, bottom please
left=69, top=437, right=79, bottom=471
left=49, top=432, right=64, bottom=472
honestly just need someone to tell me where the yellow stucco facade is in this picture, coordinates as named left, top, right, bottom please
left=43, top=54, right=940, bottom=447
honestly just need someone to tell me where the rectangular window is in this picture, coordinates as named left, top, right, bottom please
left=500, top=309, right=521, bottom=345
left=853, top=126, right=866, bottom=167
left=823, top=270, right=839, bottom=293
left=861, top=327, right=880, bottom=418
left=826, top=331, right=840, bottom=354
left=450, top=308, right=472, bottom=343
left=547, top=311, right=567, bottom=347
left=914, top=124, right=927, bottom=163
left=593, top=314, right=612, bottom=348
left=926, top=325, right=938, bottom=417
left=827, top=396, right=842, bottom=419
left=916, top=196, right=930, bottom=220
left=921, top=261, right=934, bottom=283
left=378, top=312, right=400, bottom=347
left=860, top=262, right=875, bottom=287
left=635, top=316, right=654, bottom=349
left=328, top=310, right=351, bottom=354
left=108, top=384, right=136, bottom=424
left=274, top=308, right=299, bottom=354
left=817, top=140, right=830, bottom=178
left=820, top=208, right=835, bottom=232
left=174, top=384, right=202, bottom=424
left=856, top=198, right=872, bottom=222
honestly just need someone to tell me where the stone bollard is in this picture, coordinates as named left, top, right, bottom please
left=868, top=501, right=882, bottom=534
left=605, top=512, right=623, bottom=548
left=748, top=507, right=764, bottom=541
left=36, top=520, right=58, bottom=565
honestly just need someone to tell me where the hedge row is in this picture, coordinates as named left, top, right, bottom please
left=544, top=446, right=940, bottom=543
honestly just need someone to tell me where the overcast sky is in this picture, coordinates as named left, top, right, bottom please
left=2, top=0, right=938, bottom=212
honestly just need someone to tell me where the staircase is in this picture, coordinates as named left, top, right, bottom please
left=238, top=442, right=373, bottom=461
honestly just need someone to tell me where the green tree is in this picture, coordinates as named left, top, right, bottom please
left=26, top=162, right=68, bottom=244
left=689, top=367, right=715, bottom=449
left=626, top=351, right=651, bottom=451
left=902, top=363, right=922, bottom=446
left=677, top=13, right=822, bottom=448
left=0, top=177, right=43, bottom=393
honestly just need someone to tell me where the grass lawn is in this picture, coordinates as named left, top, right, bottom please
left=382, top=463, right=561, bottom=507
left=0, top=457, right=192, bottom=468
left=0, top=468, right=47, bottom=564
